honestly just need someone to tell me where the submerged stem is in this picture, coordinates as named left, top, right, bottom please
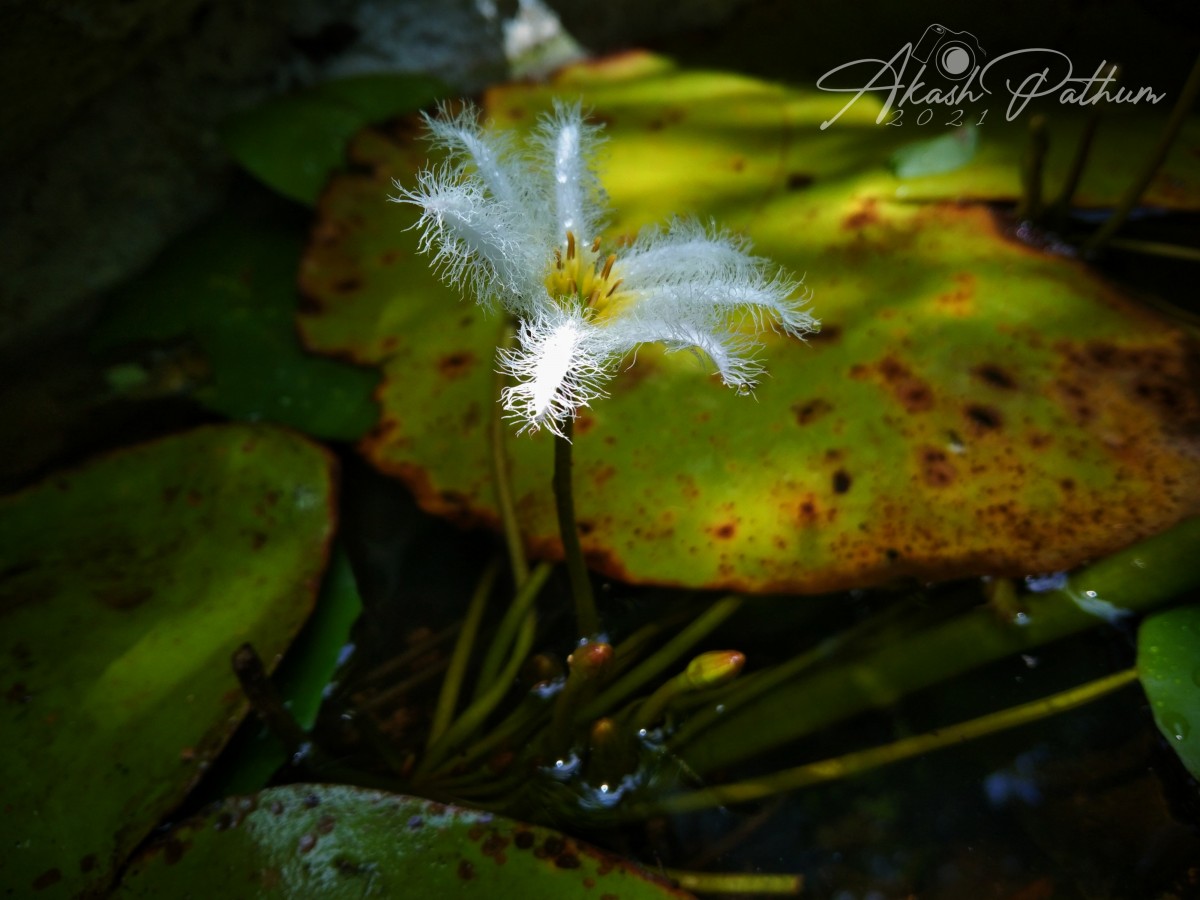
left=640, top=667, right=1137, bottom=817
left=416, top=563, right=552, bottom=778
left=663, top=869, right=803, bottom=896
left=554, top=416, right=599, bottom=639
left=427, top=558, right=500, bottom=748
left=1086, top=51, right=1200, bottom=252
left=578, top=594, right=744, bottom=724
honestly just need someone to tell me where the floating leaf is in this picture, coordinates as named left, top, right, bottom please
left=0, top=425, right=337, bottom=897
left=92, top=208, right=379, bottom=441
left=1138, top=604, right=1200, bottom=779
left=116, top=784, right=691, bottom=898
left=205, top=547, right=363, bottom=798
left=298, top=53, right=1200, bottom=592
left=222, top=73, right=449, bottom=205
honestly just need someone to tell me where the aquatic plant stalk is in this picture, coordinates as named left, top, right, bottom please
left=1048, top=111, right=1100, bottom=223
left=1016, top=114, right=1048, bottom=220
left=416, top=563, right=552, bottom=777
left=663, top=869, right=802, bottom=896
left=554, top=417, right=599, bottom=638
left=427, top=558, right=500, bottom=747
left=676, top=516, right=1200, bottom=774
left=476, top=561, right=553, bottom=696
left=643, top=667, right=1137, bottom=817
left=1086, top=51, right=1200, bottom=251
left=578, top=594, right=744, bottom=723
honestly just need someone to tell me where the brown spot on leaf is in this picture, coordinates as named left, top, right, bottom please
left=832, top=470, right=852, bottom=494
left=786, top=172, right=814, bottom=190
left=793, top=398, right=832, bottom=425
left=79, top=854, right=97, bottom=873
left=333, top=276, right=362, bottom=294
left=298, top=833, right=318, bottom=854
left=808, top=323, right=840, bottom=343
left=438, top=352, right=475, bottom=380
left=965, top=404, right=1003, bottom=432
left=458, top=860, right=476, bottom=880
left=515, top=831, right=535, bottom=850
left=32, top=869, right=61, bottom=891
left=842, top=197, right=880, bottom=230
left=480, top=832, right=510, bottom=864
left=920, top=446, right=957, bottom=487
left=878, top=357, right=934, bottom=412
left=712, top=523, right=736, bottom=539
left=974, top=364, right=1016, bottom=390
left=555, top=853, right=582, bottom=869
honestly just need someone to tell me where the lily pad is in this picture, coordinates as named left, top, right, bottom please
left=298, top=53, right=1200, bottom=593
left=92, top=208, right=379, bottom=441
left=0, top=425, right=337, bottom=897
left=1138, top=604, right=1200, bottom=779
left=116, top=783, right=691, bottom=898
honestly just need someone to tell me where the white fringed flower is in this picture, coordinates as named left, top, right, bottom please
left=393, top=101, right=817, bottom=436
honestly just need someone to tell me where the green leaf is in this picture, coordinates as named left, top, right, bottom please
left=205, top=547, right=363, bottom=798
left=92, top=208, right=379, bottom=441
left=222, top=74, right=449, bottom=205
left=116, top=784, right=692, bottom=898
left=0, top=425, right=337, bottom=898
left=296, top=53, right=1200, bottom=593
left=1138, top=604, right=1200, bottom=779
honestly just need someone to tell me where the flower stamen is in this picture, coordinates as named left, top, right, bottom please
left=566, top=231, right=576, bottom=262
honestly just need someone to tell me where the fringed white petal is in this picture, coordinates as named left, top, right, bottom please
left=499, top=308, right=610, bottom=436
left=422, top=104, right=522, bottom=211
left=531, top=100, right=607, bottom=250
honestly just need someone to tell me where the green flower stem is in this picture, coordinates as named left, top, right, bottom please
left=492, top=321, right=529, bottom=589
left=663, top=869, right=803, bottom=896
left=667, top=595, right=914, bottom=749
left=577, top=594, right=744, bottom=724
left=1106, top=237, right=1200, bottom=264
left=641, top=667, right=1137, bottom=818
left=432, top=673, right=563, bottom=779
left=554, top=417, right=599, bottom=639
left=231, top=642, right=314, bottom=760
left=1048, top=110, right=1100, bottom=223
left=1016, top=114, right=1048, bottom=220
left=476, top=561, right=553, bottom=698
left=549, top=642, right=614, bottom=755
left=415, top=563, right=551, bottom=779
left=635, top=651, right=745, bottom=732
left=358, top=620, right=459, bottom=687
left=360, top=654, right=450, bottom=713
left=427, top=558, right=500, bottom=749
left=1086, top=51, right=1200, bottom=252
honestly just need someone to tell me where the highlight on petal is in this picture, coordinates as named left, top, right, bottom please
left=499, top=307, right=609, bottom=436
left=531, top=99, right=607, bottom=250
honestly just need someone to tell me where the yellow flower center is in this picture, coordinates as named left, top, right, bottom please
left=545, top=231, right=628, bottom=321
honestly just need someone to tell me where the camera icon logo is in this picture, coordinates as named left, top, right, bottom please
left=912, top=24, right=986, bottom=80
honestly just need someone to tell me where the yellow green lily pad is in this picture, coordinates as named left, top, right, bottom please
left=0, top=425, right=337, bottom=897
left=116, top=784, right=691, bottom=898
left=298, top=53, right=1200, bottom=593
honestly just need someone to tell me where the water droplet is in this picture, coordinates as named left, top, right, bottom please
left=1162, top=711, right=1190, bottom=741
left=1013, top=611, right=1031, bottom=627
